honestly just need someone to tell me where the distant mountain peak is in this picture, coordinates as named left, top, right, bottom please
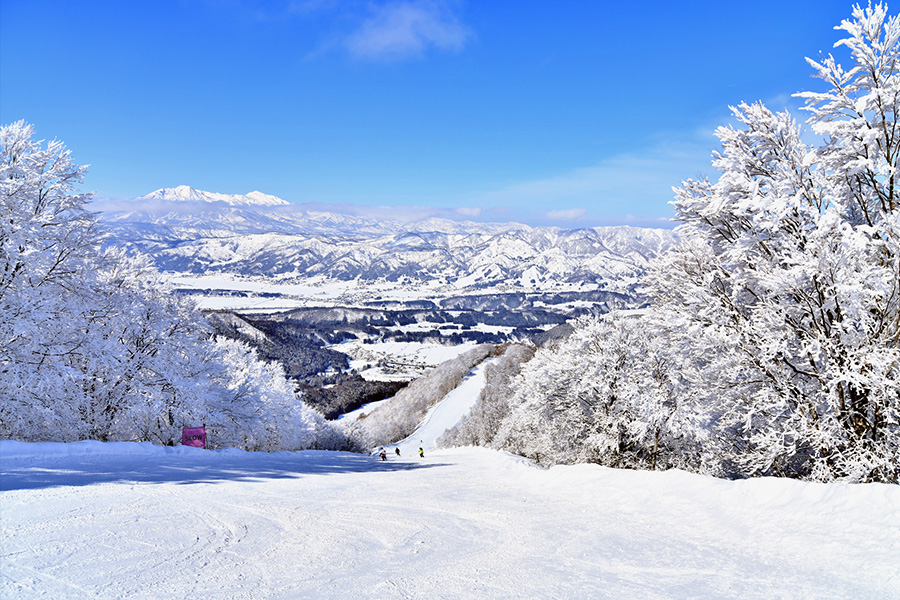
left=244, top=190, right=287, bottom=206
left=138, top=186, right=289, bottom=207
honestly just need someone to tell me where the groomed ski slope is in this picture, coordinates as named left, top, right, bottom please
left=2, top=360, right=899, bottom=599
left=2, top=442, right=898, bottom=599
left=385, top=358, right=490, bottom=456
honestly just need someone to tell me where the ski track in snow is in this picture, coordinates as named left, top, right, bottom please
left=2, top=360, right=899, bottom=600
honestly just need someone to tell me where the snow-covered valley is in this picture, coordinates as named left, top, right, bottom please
left=92, top=188, right=670, bottom=390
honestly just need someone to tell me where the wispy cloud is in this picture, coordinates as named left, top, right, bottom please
left=476, top=130, right=719, bottom=226
left=343, top=1, right=471, bottom=61
left=213, top=1, right=471, bottom=62
left=545, top=208, right=586, bottom=221
left=454, top=206, right=482, bottom=218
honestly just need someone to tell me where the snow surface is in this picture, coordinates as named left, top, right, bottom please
left=2, top=441, right=898, bottom=599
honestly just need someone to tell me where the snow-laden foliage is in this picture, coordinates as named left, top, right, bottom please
left=0, top=121, right=350, bottom=451
left=480, top=4, right=900, bottom=483
left=351, top=344, right=493, bottom=447
left=209, top=338, right=352, bottom=451
left=654, top=3, right=900, bottom=483
left=490, top=317, right=706, bottom=470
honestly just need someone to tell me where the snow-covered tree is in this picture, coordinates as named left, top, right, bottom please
left=0, top=121, right=99, bottom=297
left=207, top=337, right=352, bottom=451
left=1, top=120, right=105, bottom=440
left=479, top=4, right=899, bottom=484
left=492, top=316, right=705, bottom=470
left=649, top=3, right=900, bottom=482
left=0, top=121, right=351, bottom=451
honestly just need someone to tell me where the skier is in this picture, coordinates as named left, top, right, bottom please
left=418, top=447, right=424, bottom=458
left=395, top=447, right=401, bottom=457
left=379, top=448, right=387, bottom=461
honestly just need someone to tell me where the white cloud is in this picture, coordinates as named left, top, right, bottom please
left=454, top=206, right=482, bottom=217
left=221, top=1, right=471, bottom=62
left=344, top=1, right=471, bottom=61
left=545, top=208, right=586, bottom=221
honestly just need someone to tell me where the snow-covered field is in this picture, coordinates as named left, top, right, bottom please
left=338, top=340, right=480, bottom=381
left=170, top=274, right=564, bottom=312
left=2, top=439, right=898, bottom=599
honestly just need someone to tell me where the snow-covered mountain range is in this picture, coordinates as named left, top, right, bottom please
left=100, top=187, right=677, bottom=299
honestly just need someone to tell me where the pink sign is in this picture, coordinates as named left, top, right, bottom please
left=182, top=426, right=206, bottom=448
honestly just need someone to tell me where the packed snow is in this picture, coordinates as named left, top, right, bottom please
left=3, top=427, right=899, bottom=600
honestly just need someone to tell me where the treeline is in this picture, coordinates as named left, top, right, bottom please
left=298, top=374, right=407, bottom=420
left=208, top=313, right=352, bottom=380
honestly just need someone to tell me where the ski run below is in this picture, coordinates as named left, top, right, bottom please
left=2, top=438, right=898, bottom=599
left=394, top=359, right=488, bottom=454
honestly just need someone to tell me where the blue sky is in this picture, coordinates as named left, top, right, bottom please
left=1, top=0, right=862, bottom=227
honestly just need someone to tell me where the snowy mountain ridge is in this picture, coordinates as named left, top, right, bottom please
left=100, top=189, right=678, bottom=299
left=138, top=185, right=290, bottom=207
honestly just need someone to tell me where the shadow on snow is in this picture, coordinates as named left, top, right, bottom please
left=0, top=449, right=448, bottom=492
